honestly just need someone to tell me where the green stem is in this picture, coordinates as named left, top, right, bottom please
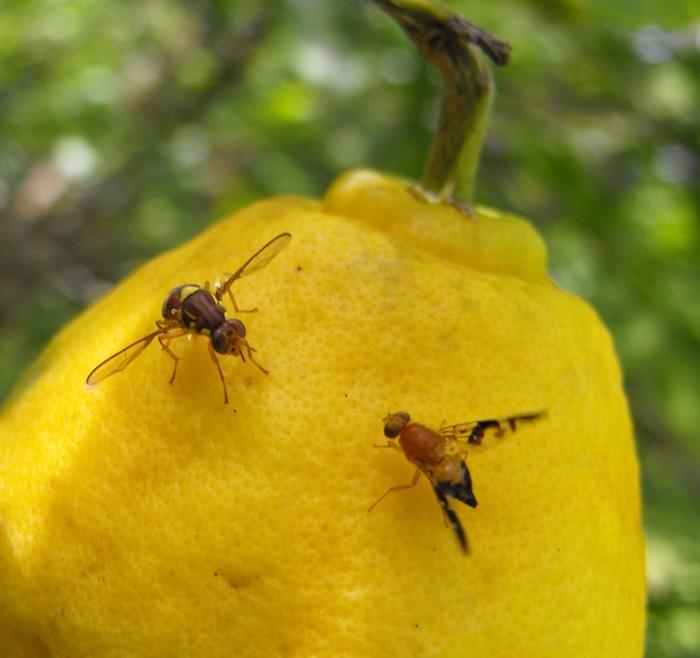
left=370, top=0, right=510, bottom=204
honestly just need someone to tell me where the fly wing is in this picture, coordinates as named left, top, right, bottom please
left=439, top=410, right=546, bottom=453
left=86, top=330, right=163, bottom=385
left=215, top=233, right=291, bottom=301
left=433, top=485, right=469, bottom=553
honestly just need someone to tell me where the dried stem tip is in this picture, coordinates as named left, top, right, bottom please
left=370, top=0, right=511, bottom=204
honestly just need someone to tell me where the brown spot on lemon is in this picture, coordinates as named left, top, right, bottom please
left=0, top=170, right=644, bottom=657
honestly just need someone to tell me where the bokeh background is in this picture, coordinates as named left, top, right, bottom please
left=0, top=0, right=698, bottom=654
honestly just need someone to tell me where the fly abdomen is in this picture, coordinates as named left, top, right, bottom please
left=161, top=283, right=200, bottom=320
left=435, top=460, right=478, bottom=508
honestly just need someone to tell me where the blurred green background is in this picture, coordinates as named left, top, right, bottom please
left=0, top=0, right=698, bottom=654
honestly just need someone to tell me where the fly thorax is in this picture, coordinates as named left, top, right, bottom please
left=180, top=289, right=225, bottom=332
left=399, top=424, right=443, bottom=464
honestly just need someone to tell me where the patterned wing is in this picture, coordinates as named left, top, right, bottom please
left=215, top=233, right=291, bottom=301
left=86, top=330, right=163, bottom=385
left=439, top=410, right=546, bottom=453
left=433, top=486, right=469, bottom=553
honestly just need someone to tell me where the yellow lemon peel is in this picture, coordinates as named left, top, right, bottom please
left=0, top=170, right=645, bottom=657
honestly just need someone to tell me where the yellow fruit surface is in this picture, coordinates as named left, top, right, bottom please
left=0, top=170, right=645, bottom=657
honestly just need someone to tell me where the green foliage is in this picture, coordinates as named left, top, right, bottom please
left=0, top=0, right=698, bottom=654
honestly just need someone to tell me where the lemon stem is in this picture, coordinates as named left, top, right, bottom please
left=370, top=0, right=511, bottom=204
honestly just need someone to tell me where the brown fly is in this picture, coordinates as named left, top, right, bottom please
left=370, top=409, right=546, bottom=552
left=86, top=233, right=291, bottom=403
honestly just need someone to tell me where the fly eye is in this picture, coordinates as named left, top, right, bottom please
left=212, top=325, right=236, bottom=354
left=211, top=328, right=227, bottom=354
left=384, top=422, right=401, bottom=439
left=212, top=320, right=246, bottom=354
left=383, top=411, right=410, bottom=438
left=229, top=319, right=246, bottom=338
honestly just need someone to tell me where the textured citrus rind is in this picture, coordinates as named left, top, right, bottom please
left=0, top=171, right=645, bottom=657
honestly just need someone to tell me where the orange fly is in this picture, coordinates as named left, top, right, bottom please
left=370, top=409, right=546, bottom=552
left=86, top=233, right=291, bottom=403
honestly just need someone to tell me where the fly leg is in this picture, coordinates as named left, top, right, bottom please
left=227, top=289, right=257, bottom=314
left=158, top=329, right=188, bottom=384
left=373, top=442, right=402, bottom=451
left=211, top=279, right=255, bottom=311
left=368, top=467, right=421, bottom=512
left=207, top=342, right=229, bottom=404
left=242, top=341, right=269, bottom=375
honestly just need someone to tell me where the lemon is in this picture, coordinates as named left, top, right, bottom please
left=0, top=170, right=645, bottom=657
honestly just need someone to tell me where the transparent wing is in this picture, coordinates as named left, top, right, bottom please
left=439, top=410, right=546, bottom=453
left=86, top=330, right=164, bottom=385
left=215, top=233, right=291, bottom=301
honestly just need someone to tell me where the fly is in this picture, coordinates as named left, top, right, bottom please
left=370, top=409, right=546, bottom=552
left=86, top=233, right=291, bottom=403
